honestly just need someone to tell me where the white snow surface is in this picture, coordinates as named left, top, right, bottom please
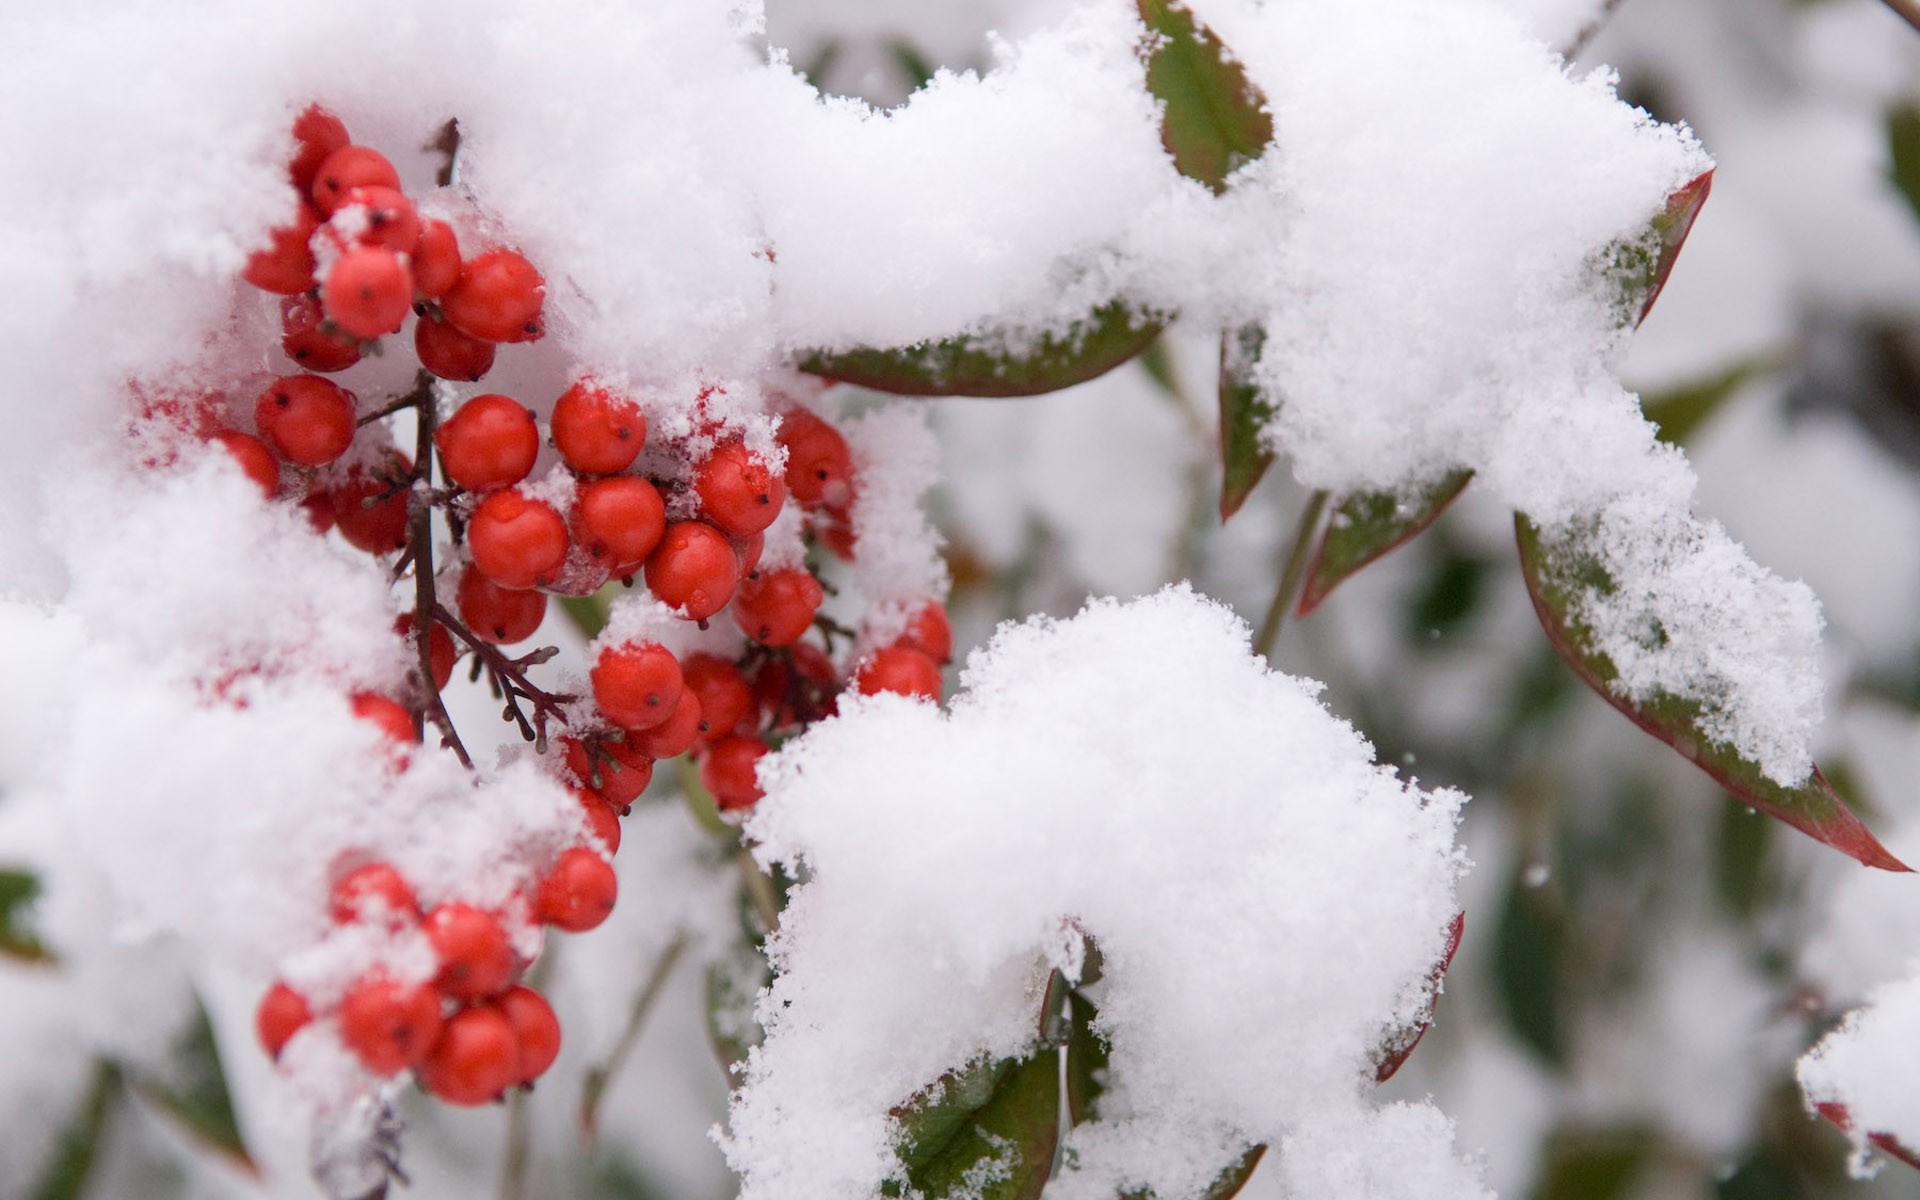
left=729, top=587, right=1471, bottom=1200
left=1799, top=972, right=1920, bottom=1174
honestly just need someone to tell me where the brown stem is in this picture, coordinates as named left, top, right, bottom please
left=1254, top=489, right=1328, bottom=660
left=433, top=605, right=578, bottom=752
left=578, top=932, right=690, bottom=1145
left=1886, top=0, right=1920, bottom=35
left=405, top=371, right=472, bottom=768
left=358, top=378, right=432, bottom=428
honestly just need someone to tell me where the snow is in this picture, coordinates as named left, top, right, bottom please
left=1799, top=973, right=1920, bottom=1174
left=727, top=587, right=1472, bottom=1199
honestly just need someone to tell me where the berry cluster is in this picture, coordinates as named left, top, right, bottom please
left=130, top=106, right=951, bottom=1111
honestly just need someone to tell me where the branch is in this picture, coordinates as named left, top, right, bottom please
left=1885, top=0, right=1920, bottom=36
left=1254, top=489, right=1328, bottom=659
left=433, top=605, right=578, bottom=752
left=404, top=371, right=472, bottom=769
left=578, top=933, right=690, bottom=1144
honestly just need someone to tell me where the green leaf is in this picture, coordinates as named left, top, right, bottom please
left=1217, top=324, right=1276, bottom=520
left=1515, top=515, right=1907, bottom=871
left=558, top=589, right=614, bottom=641
left=1887, top=104, right=1920, bottom=228
left=0, top=866, right=54, bottom=964
left=1296, top=470, right=1473, bottom=616
left=1062, top=990, right=1108, bottom=1128
left=1373, top=912, right=1464, bottom=1083
left=1715, top=794, right=1776, bottom=921
left=1602, top=169, right=1713, bottom=329
left=703, top=945, right=769, bottom=1090
left=886, top=1050, right=1060, bottom=1200
left=1494, top=862, right=1566, bottom=1066
left=125, top=997, right=257, bottom=1176
left=799, top=301, right=1165, bottom=398
left=1138, top=0, right=1274, bottom=194
left=29, top=1060, right=118, bottom=1200
left=1119, top=1145, right=1267, bottom=1200
left=1532, top=1126, right=1661, bottom=1200
left=1640, top=355, right=1770, bottom=448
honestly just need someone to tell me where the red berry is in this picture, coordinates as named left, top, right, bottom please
left=467, top=490, right=568, bottom=590
left=337, top=185, right=418, bottom=253
left=209, top=431, right=279, bottom=497
left=695, top=441, right=785, bottom=537
left=645, top=522, right=738, bottom=622
left=455, top=564, right=547, bottom=644
left=310, top=145, right=401, bottom=216
left=700, top=736, right=768, bottom=812
left=551, top=380, right=644, bottom=475
left=816, top=498, right=857, bottom=560
left=627, top=687, right=703, bottom=759
left=854, top=645, right=942, bottom=701
left=339, top=974, right=443, bottom=1075
left=562, top=736, right=653, bottom=810
left=591, top=642, right=683, bottom=731
left=573, top=476, right=665, bottom=573
left=351, top=692, right=417, bottom=745
left=419, top=1005, right=518, bottom=1105
left=288, top=105, right=350, bottom=194
left=495, top=985, right=562, bottom=1086
left=280, top=292, right=362, bottom=373
left=900, top=602, right=953, bottom=664
left=396, top=614, right=456, bottom=691
left=321, top=244, right=412, bottom=339
left=777, top=407, right=853, bottom=509
left=425, top=903, right=519, bottom=1001
left=415, top=316, right=495, bottom=382
left=435, top=394, right=538, bottom=492
left=756, top=641, right=838, bottom=730
left=411, top=219, right=461, bottom=299
left=243, top=203, right=320, bottom=294
left=300, top=490, right=336, bottom=534
left=733, top=567, right=824, bottom=647
left=255, top=981, right=312, bottom=1060
left=734, top=532, right=764, bottom=577
left=330, top=455, right=412, bottom=555
left=441, top=248, right=545, bottom=343
left=535, top=847, right=618, bottom=933
left=255, top=374, right=356, bottom=466
left=329, top=861, right=420, bottom=928
left=575, top=787, right=623, bottom=854
left=683, top=653, right=754, bottom=742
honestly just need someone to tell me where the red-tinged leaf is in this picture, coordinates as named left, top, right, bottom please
left=886, top=1049, right=1060, bottom=1200
left=1374, top=912, right=1465, bottom=1083
left=799, top=302, right=1164, bottom=398
left=1603, top=169, right=1712, bottom=328
left=1515, top=515, right=1907, bottom=872
left=1138, top=0, right=1274, bottom=194
left=1120, top=1144, right=1267, bottom=1200
left=1296, top=471, right=1473, bottom=616
left=1816, top=1101, right=1920, bottom=1172
left=1218, top=324, right=1275, bottom=519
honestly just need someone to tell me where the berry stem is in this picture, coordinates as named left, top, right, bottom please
left=1254, top=488, right=1328, bottom=660
left=403, top=370, right=473, bottom=768
left=358, top=382, right=431, bottom=428
left=432, top=604, right=577, bottom=751
left=578, top=931, right=689, bottom=1145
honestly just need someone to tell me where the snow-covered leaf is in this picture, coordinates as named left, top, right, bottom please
left=126, top=997, right=257, bottom=1176
left=1217, top=324, right=1276, bottom=520
left=1297, top=472, right=1473, bottom=616
left=1815, top=1102, right=1920, bottom=1173
left=1138, top=0, right=1274, bottom=194
left=798, top=303, right=1164, bottom=397
left=29, top=1061, right=117, bottom=1200
left=886, top=1050, right=1059, bottom=1200
left=0, top=867, right=53, bottom=964
left=1373, top=912, right=1465, bottom=1083
left=1515, top=515, right=1905, bottom=871
left=1606, top=169, right=1713, bottom=329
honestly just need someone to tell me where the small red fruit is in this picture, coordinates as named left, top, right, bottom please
left=288, top=105, right=350, bottom=193
left=573, top=476, right=665, bottom=572
left=591, top=642, right=683, bottom=731
left=209, top=431, right=279, bottom=497
left=700, top=736, right=768, bottom=812
left=776, top=407, right=853, bottom=509
left=695, top=441, right=785, bottom=537
left=627, top=687, right=703, bottom=759
left=321, top=244, right=412, bottom=339
left=900, top=602, right=953, bottom=664
left=424, top=903, right=519, bottom=1001
left=455, top=564, right=547, bottom=644
left=575, top=788, right=623, bottom=854
left=330, top=455, right=412, bottom=555
left=496, top=985, right=562, bottom=1086
left=338, top=974, right=443, bottom=1075
left=337, top=185, right=418, bottom=253
left=280, top=292, right=362, bottom=373
left=255, top=374, right=356, bottom=466
left=815, top=498, right=857, bottom=560
left=645, top=522, right=738, bottom=622
left=441, top=248, right=545, bottom=343
left=435, top=394, right=538, bottom=492
left=310, top=145, right=402, bottom=216
left=243, top=203, right=320, bottom=295
left=414, top=315, right=495, bottom=382
left=551, top=380, right=645, bottom=474
left=419, top=1005, right=518, bottom=1106
left=733, top=567, right=824, bottom=647
left=411, top=219, right=461, bottom=299
left=467, top=490, right=568, bottom=590
left=396, top=614, right=457, bottom=691
left=329, top=861, right=420, bottom=928
left=256, top=981, right=312, bottom=1060
left=351, top=692, right=417, bottom=745
left=535, top=847, right=618, bottom=933
left=562, top=736, right=653, bottom=810
left=854, top=645, right=942, bottom=701
left=682, top=653, right=754, bottom=742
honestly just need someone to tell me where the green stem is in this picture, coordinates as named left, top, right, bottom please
left=1254, top=489, right=1328, bottom=659
left=578, top=933, right=691, bottom=1145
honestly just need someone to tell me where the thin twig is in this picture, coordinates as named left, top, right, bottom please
left=1562, top=0, right=1627, bottom=57
left=433, top=605, right=577, bottom=750
left=1254, top=489, right=1329, bottom=659
left=736, top=849, right=782, bottom=934
left=578, top=933, right=691, bottom=1145
left=495, top=952, right=555, bottom=1200
left=357, top=381, right=431, bottom=428
left=404, top=371, right=472, bottom=768
left=1885, top=0, right=1920, bottom=36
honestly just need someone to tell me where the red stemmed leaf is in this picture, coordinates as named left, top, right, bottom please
left=1218, top=324, right=1276, bottom=520
left=1296, top=471, right=1474, bottom=616
left=1816, top=1101, right=1920, bottom=1172
left=1138, top=0, right=1274, bottom=194
left=888, top=1049, right=1060, bottom=1200
left=1374, top=912, right=1466, bottom=1084
left=1515, top=515, right=1907, bottom=872
left=1607, top=168, right=1712, bottom=328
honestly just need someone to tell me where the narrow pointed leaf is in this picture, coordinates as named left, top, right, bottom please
left=1640, top=355, right=1770, bottom=448
left=1120, top=1144, right=1267, bottom=1200
left=1138, top=0, right=1274, bottom=194
left=1816, top=1101, right=1920, bottom=1173
left=0, top=867, right=54, bottom=964
left=1218, top=324, right=1276, bottom=520
left=799, top=302, right=1164, bottom=398
left=1373, top=912, right=1465, bottom=1083
left=126, top=997, right=257, bottom=1175
left=30, top=1060, right=118, bottom=1200
left=1063, top=991, right=1109, bottom=1128
left=1515, top=515, right=1906, bottom=871
left=1887, top=104, right=1920, bottom=228
left=1296, top=470, right=1473, bottom=615
left=1603, top=169, right=1712, bottom=328
left=886, top=1049, right=1060, bottom=1200
left=702, top=945, right=768, bottom=1091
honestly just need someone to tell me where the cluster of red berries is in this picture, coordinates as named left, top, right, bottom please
left=135, top=106, right=952, bottom=1109
left=254, top=856, right=613, bottom=1105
